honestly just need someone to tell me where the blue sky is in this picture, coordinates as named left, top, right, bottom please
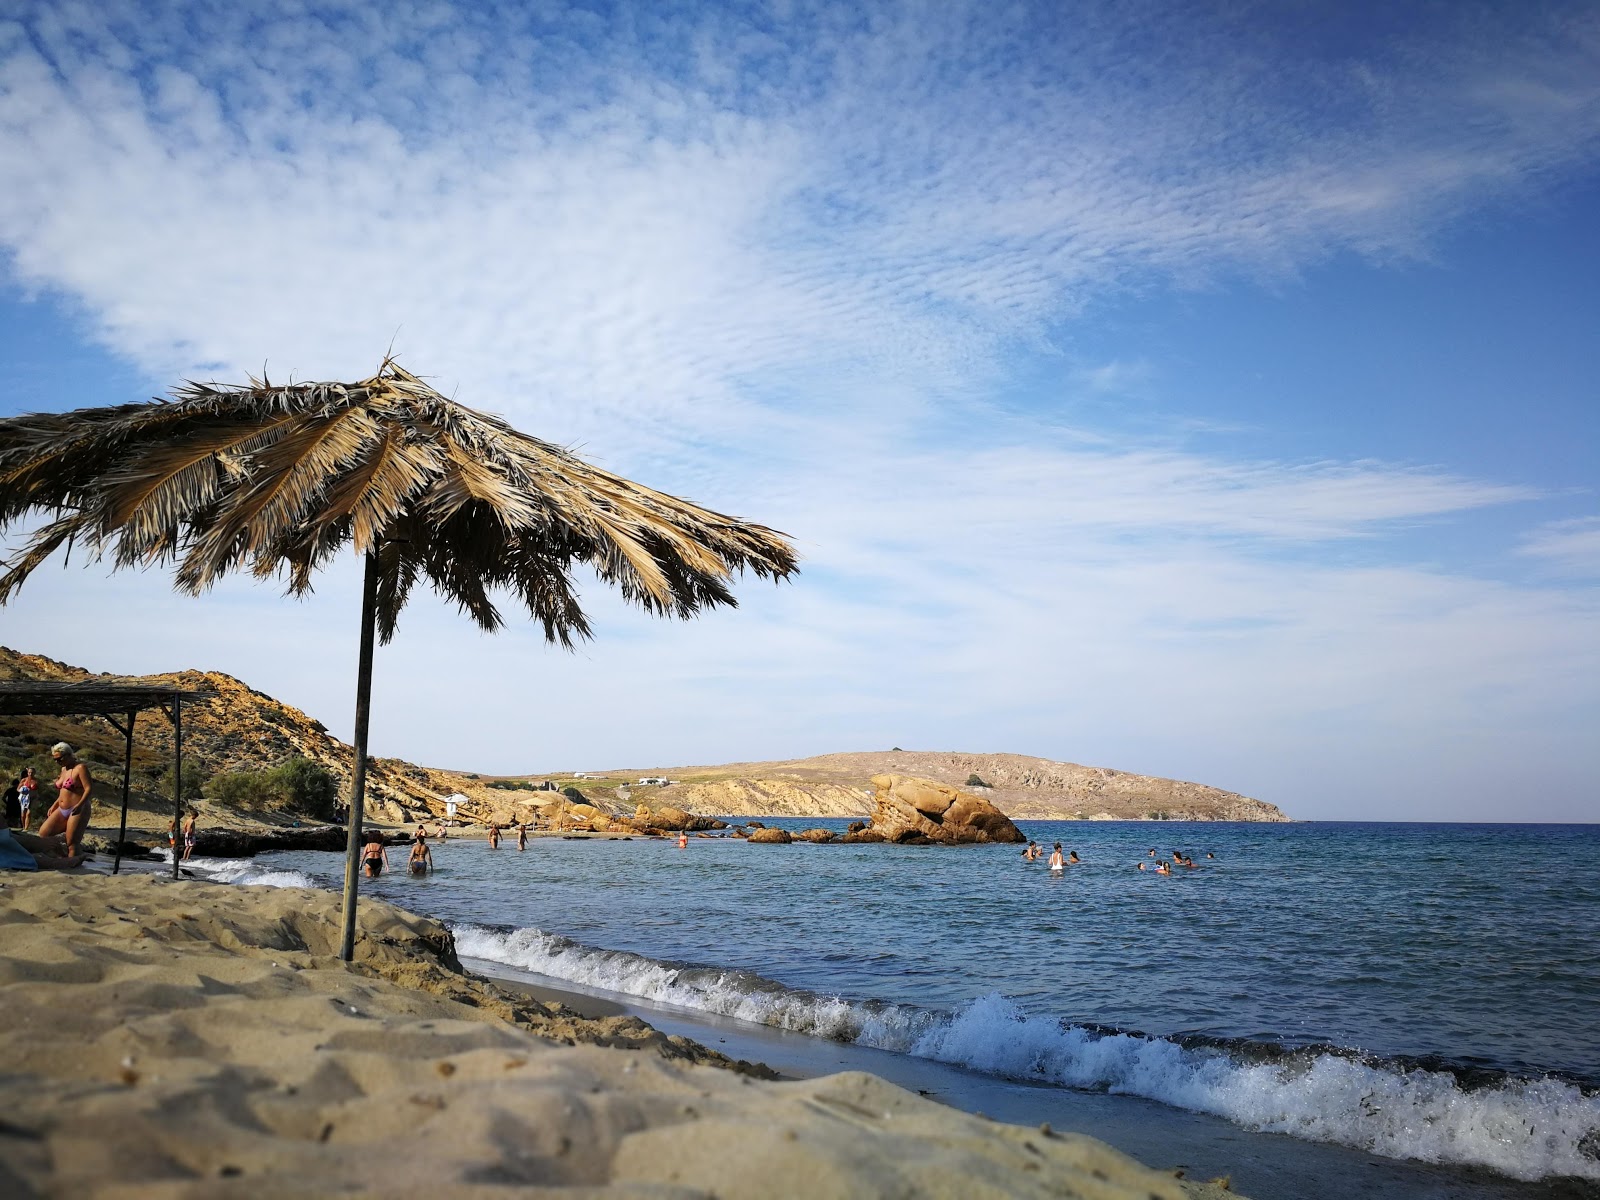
left=1, top=0, right=1596, bottom=820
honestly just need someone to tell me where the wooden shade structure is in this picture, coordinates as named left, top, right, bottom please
left=0, top=680, right=210, bottom=874
left=0, top=359, right=798, bottom=958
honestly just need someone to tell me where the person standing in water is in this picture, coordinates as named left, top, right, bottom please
left=181, top=810, right=198, bottom=862
left=408, top=837, right=433, bottom=875
left=487, top=823, right=501, bottom=849
left=362, top=831, right=389, bottom=877
left=677, top=830, right=688, bottom=849
left=517, top=823, right=527, bottom=851
left=1048, top=843, right=1065, bottom=872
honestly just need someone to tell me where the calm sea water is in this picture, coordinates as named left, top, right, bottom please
left=206, top=820, right=1600, bottom=1183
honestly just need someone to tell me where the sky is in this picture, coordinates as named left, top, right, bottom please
left=1, top=0, right=1596, bottom=821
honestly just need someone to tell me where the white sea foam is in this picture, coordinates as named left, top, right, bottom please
left=454, top=923, right=1600, bottom=1182
left=186, top=857, right=321, bottom=890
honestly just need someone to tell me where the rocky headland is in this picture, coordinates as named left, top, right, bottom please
left=599, top=749, right=1289, bottom=824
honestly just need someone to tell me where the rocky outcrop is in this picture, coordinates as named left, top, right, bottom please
left=747, top=827, right=792, bottom=844
left=796, top=828, right=836, bottom=843
left=191, top=825, right=349, bottom=858
left=865, top=774, right=1025, bottom=845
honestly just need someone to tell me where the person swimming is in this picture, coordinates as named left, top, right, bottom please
left=1154, top=860, right=1171, bottom=875
left=1068, top=850, right=1080, bottom=864
left=1022, top=841, right=1040, bottom=861
left=1136, top=861, right=1146, bottom=871
left=1048, top=843, right=1065, bottom=872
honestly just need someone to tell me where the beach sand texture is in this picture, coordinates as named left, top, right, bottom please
left=0, top=873, right=1235, bottom=1198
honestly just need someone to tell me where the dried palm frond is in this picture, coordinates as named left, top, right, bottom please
left=0, top=359, right=798, bottom=643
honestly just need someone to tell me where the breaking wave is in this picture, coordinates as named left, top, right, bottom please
left=453, top=922, right=1600, bottom=1183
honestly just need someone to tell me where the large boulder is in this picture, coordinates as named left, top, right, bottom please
left=865, top=774, right=1025, bottom=844
left=796, top=828, right=836, bottom=843
left=747, top=827, right=792, bottom=844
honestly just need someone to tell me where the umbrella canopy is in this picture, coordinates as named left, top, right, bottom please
left=0, top=359, right=796, bottom=637
left=0, top=359, right=797, bottom=955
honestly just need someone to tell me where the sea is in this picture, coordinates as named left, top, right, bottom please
left=187, top=820, right=1600, bottom=1190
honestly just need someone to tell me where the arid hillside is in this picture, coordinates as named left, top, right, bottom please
left=0, top=647, right=489, bottom=824
left=596, top=749, right=1289, bottom=822
left=2, top=648, right=1288, bottom=825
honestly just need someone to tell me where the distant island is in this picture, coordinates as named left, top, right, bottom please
left=0, top=647, right=1289, bottom=826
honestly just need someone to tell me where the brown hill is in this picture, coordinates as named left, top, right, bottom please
left=595, top=750, right=1289, bottom=823
left=0, top=647, right=490, bottom=826
left=2, top=647, right=1288, bottom=827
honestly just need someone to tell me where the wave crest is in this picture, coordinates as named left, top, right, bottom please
left=454, top=923, right=1600, bottom=1182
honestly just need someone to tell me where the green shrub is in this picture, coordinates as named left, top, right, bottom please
left=154, top=765, right=203, bottom=802
left=208, top=756, right=339, bottom=820
left=560, top=786, right=584, bottom=803
left=965, top=773, right=990, bottom=788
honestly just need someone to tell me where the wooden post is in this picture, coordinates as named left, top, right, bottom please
left=112, top=709, right=136, bottom=874
left=339, top=550, right=381, bottom=963
left=170, top=696, right=183, bottom=880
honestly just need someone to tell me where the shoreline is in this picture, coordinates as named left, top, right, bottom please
left=0, top=870, right=1233, bottom=1198
left=463, top=958, right=1589, bottom=1200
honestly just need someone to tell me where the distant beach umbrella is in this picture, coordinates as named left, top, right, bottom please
left=0, top=359, right=797, bottom=958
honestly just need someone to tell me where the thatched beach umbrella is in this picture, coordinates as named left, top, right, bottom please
left=0, top=359, right=797, bottom=957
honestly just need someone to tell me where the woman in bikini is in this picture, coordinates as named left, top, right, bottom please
left=361, top=832, right=390, bottom=877
left=38, top=743, right=93, bottom=857
left=487, top=823, right=501, bottom=850
left=408, top=837, right=433, bottom=875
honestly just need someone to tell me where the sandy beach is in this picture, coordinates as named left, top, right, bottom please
left=0, top=870, right=1236, bottom=1198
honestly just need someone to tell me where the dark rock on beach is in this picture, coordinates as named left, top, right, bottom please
left=191, top=824, right=348, bottom=858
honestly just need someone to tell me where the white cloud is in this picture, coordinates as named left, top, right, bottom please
left=1518, top=516, right=1600, bottom=577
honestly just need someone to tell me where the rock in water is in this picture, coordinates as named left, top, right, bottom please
left=747, top=827, right=793, bottom=844
left=867, top=774, right=1025, bottom=844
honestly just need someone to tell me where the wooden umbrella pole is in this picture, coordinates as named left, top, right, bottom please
left=339, top=550, right=381, bottom=963
left=113, top=710, right=135, bottom=875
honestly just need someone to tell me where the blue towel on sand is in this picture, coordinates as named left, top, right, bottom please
left=0, top=826, right=39, bottom=871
